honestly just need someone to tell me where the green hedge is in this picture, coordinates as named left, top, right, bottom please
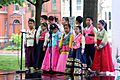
left=4, top=45, right=21, bottom=50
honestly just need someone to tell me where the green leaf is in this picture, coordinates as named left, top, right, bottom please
left=0, top=0, right=25, bottom=6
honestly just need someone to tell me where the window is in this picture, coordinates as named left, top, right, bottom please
left=77, top=0, right=81, bottom=5
left=109, top=12, right=111, bottom=20
left=0, top=7, right=7, bottom=13
left=4, top=19, right=8, bottom=37
left=13, top=20, right=20, bottom=24
left=42, top=5, right=44, bottom=12
left=4, top=19, right=8, bottom=25
left=52, top=0, right=56, bottom=10
left=108, top=12, right=111, bottom=29
left=105, top=12, right=107, bottom=20
left=109, top=21, right=111, bottom=29
left=28, top=3, right=32, bottom=11
left=77, top=6, right=81, bottom=10
left=42, top=4, right=47, bottom=12
left=31, top=10, right=34, bottom=17
left=0, top=7, right=7, bottom=11
left=76, top=0, right=82, bottom=10
left=14, top=4, right=19, bottom=11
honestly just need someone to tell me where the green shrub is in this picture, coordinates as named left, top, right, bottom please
left=4, top=33, right=21, bottom=50
left=11, top=33, right=21, bottom=47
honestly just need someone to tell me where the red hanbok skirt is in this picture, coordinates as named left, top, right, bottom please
left=91, top=40, right=114, bottom=72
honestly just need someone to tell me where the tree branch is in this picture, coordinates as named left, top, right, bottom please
left=42, top=0, right=50, bottom=4
left=27, top=0, right=35, bottom=5
left=0, top=6, right=2, bottom=8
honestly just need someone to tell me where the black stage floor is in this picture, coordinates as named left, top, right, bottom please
left=0, top=71, right=117, bottom=80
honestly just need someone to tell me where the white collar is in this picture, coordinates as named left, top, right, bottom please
left=64, top=33, right=70, bottom=38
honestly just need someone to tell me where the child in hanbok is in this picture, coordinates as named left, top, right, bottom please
left=25, top=19, right=36, bottom=71
left=83, top=17, right=97, bottom=68
left=66, top=25, right=86, bottom=75
left=41, top=23, right=61, bottom=71
left=56, top=24, right=73, bottom=73
left=34, top=22, right=49, bottom=70
left=91, top=20, right=114, bottom=74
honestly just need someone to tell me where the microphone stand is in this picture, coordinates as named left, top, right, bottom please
left=16, top=29, right=26, bottom=74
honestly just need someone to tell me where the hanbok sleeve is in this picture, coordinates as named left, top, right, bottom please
left=59, top=34, right=63, bottom=48
left=43, top=32, right=49, bottom=47
left=93, top=27, right=97, bottom=46
left=36, top=26, right=41, bottom=44
left=52, top=32, right=56, bottom=37
left=58, top=32, right=63, bottom=39
left=69, top=34, right=74, bottom=48
left=81, top=35, right=85, bottom=49
left=99, top=30, right=108, bottom=49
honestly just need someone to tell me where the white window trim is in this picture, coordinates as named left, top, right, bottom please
left=0, top=7, right=8, bottom=13
left=13, top=4, right=19, bottom=13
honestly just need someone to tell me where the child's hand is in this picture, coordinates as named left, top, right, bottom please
left=59, top=47, right=62, bottom=53
left=59, top=47, right=62, bottom=50
left=69, top=48, right=73, bottom=51
left=94, top=43, right=97, bottom=47
left=47, top=40, right=50, bottom=43
left=60, top=49, right=62, bottom=53
left=81, top=49, right=84, bottom=54
left=97, top=46, right=101, bottom=51
left=43, top=47, right=46, bottom=51
left=95, top=45, right=98, bottom=49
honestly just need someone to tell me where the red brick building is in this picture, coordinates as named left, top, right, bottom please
left=0, top=0, right=62, bottom=47
left=0, top=4, right=31, bottom=45
left=41, top=0, right=61, bottom=20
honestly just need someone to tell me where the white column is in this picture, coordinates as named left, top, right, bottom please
left=112, top=0, right=120, bottom=69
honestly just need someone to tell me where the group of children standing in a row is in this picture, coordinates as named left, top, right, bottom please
left=24, top=15, right=114, bottom=75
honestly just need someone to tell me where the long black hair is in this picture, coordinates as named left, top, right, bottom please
left=62, top=17, right=69, bottom=23
left=76, top=16, right=83, bottom=24
left=28, top=18, right=35, bottom=23
left=41, top=22, right=48, bottom=30
left=75, top=26, right=82, bottom=33
left=99, top=20, right=107, bottom=31
left=54, top=17, right=59, bottom=23
left=86, top=16, right=93, bottom=21
left=50, top=23, right=59, bottom=31
left=48, top=16, right=55, bottom=21
left=41, top=15, right=48, bottom=20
